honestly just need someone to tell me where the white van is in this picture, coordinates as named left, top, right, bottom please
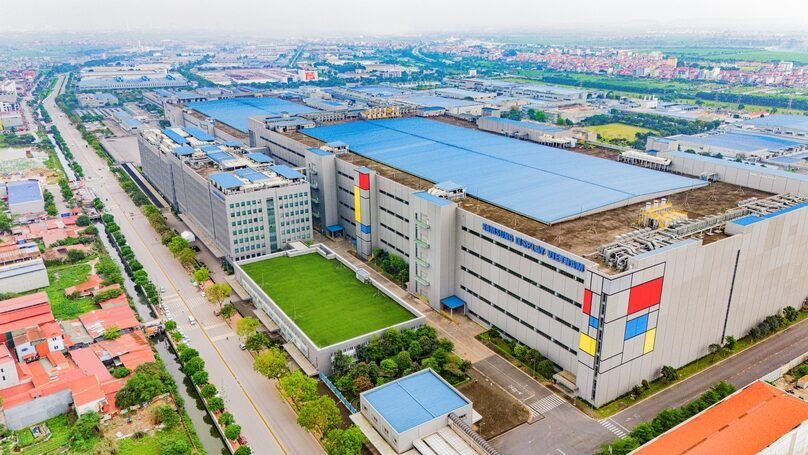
left=188, top=315, right=196, bottom=325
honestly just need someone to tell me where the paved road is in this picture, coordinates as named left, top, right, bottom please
left=44, top=75, right=323, bottom=455
left=613, top=317, right=808, bottom=430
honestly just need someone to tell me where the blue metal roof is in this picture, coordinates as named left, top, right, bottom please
left=413, top=191, right=453, bottom=207
left=174, top=146, right=195, bottom=156
left=187, top=97, right=318, bottom=132
left=326, top=225, right=344, bottom=233
left=352, top=85, right=413, bottom=98
left=363, top=369, right=469, bottom=433
left=269, top=165, right=304, bottom=180
left=183, top=127, right=214, bottom=142
left=304, top=118, right=707, bottom=224
left=207, top=151, right=234, bottom=164
left=247, top=152, right=272, bottom=163
left=209, top=172, right=243, bottom=190
left=441, top=296, right=466, bottom=309
left=224, top=140, right=243, bottom=147
left=162, top=129, right=188, bottom=145
left=742, top=114, right=808, bottom=131
left=7, top=180, right=42, bottom=205
left=200, top=145, right=222, bottom=153
left=233, top=168, right=270, bottom=182
left=112, top=110, right=142, bottom=128
left=402, top=95, right=480, bottom=109
left=730, top=200, right=808, bottom=227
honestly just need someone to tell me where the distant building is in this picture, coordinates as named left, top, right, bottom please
left=77, top=92, right=119, bottom=108
left=0, top=241, right=49, bottom=293
left=5, top=180, right=44, bottom=214
left=647, top=132, right=808, bottom=161
left=633, top=381, right=808, bottom=455
left=77, top=73, right=188, bottom=91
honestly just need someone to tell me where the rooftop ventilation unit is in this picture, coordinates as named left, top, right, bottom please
left=428, top=181, right=466, bottom=201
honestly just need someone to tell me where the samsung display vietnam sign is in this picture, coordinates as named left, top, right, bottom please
left=482, top=223, right=586, bottom=272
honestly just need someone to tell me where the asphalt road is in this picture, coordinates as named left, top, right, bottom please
left=612, top=317, right=808, bottom=430
left=44, top=75, right=323, bottom=455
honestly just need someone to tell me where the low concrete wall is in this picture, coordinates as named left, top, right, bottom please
left=761, top=352, right=808, bottom=382
left=4, top=389, right=73, bottom=431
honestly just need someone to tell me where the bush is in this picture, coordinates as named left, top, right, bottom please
left=192, top=370, right=209, bottom=385
left=224, top=424, right=242, bottom=440
left=207, top=396, right=224, bottom=412
left=218, top=412, right=235, bottom=426
left=200, top=383, right=218, bottom=399
left=115, top=362, right=174, bottom=408
left=164, top=320, right=177, bottom=331
left=70, top=412, right=101, bottom=450
left=112, top=367, right=131, bottom=378
left=184, top=356, right=205, bottom=376
left=159, top=438, right=190, bottom=455
left=234, top=447, right=251, bottom=455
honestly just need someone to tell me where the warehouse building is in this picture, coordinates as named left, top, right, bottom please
left=137, top=127, right=312, bottom=261
left=477, top=116, right=578, bottom=147
left=77, top=73, right=188, bottom=91
left=247, top=115, right=808, bottom=407
left=647, top=131, right=808, bottom=161
left=739, top=114, right=808, bottom=138
left=5, top=180, right=44, bottom=215
left=633, top=381, right=808, bottom=455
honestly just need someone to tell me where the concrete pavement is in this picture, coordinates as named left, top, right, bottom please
left=44, top=75, right=323, bottom=455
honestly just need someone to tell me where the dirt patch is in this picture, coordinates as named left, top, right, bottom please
left=457, top=368, right=529, bottom=439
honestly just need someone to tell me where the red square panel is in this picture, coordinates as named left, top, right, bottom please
left=582, top=289, right=592, bottom=315
left=628, top=277, right=663, bottom=315
left=358, top=172, right=370, bottom=191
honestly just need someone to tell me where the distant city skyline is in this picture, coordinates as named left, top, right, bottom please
left=5, top=0, right=808, bottom=36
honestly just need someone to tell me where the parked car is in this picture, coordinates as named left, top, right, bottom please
left=239, top=343, right=246, bottom=350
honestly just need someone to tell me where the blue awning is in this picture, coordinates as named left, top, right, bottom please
left=247, top=152, right=272, bottom=163
left=441, top=296, right=466, bottom=309
left=209, top=172, right=243, bottom=190
left=269, top=164, right=304, bottom=180
left=174, top=146, right=195, bottom=156
left=162, top=129, right=188, bottom=145
left=184, top=126, right=214, bottom=142
left=326, top=225, right=344, bottom=233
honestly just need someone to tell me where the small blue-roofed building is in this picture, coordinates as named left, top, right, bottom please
left=358, top=369, right=475, bottom=453
left=6, top=180, right=44, bottom=215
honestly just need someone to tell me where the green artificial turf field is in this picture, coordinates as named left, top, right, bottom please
left=240, top=253, right=414, bottom=347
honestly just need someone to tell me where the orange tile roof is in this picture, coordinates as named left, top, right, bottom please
left=65, top=274, right=103, bottom=296
left=634, top=381, right=808, bottom=455
left=97, top=294, right=128, bottom=309
left=70, top=374, right=105, bottom=407
left=78, top=305, right=139, bottom=339
left=0, top=292, right=49, bottom=314
left=70, top=347, right=114, bottom=383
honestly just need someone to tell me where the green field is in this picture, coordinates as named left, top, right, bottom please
left=585, top=123, right=657, bottom=142
left=45, top=262, right=98, bottom=320
left=241, top=253, right=415, bottom=347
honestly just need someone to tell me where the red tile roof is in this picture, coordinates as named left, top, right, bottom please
left=70, top=347, right=114, bottom=383
left=97, top=294, right=128, bottom=309
left=65, top=274, right=103, bottom=296
left=634, top=381, right=808, bottom=455
left=0, top=293, right=55, bottom=338
left=70, top=374, right=105, bottom=407
left=78, top=305, right=139, bottom=339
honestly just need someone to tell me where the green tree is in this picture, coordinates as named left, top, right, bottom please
left=200, top=383, right=218, bottom=399
left=168, top=236, right=190, bottom=256
left=183, top=356, right=205, bottom=376
left=152, top=403, right=180, bottom=429
left=177, top=247, right=196, bottom=269
left=159, top=438, right=190, bottom=455
left=192, top=370, right=209, bottom=385
left=297, top=396, right=342, bottom=436
left=70, top=412, right=101, bottom=450
left=783, top=306, right=799, bottom=322
left=193, top=267, right=210, bottom=284
left=331, top=351, right=354, bottom=377
left=245, top=331, right=270, bottom=353
left=224, top=424, right=242, bottom=440
left=205, top=283, right=231, bottom=309
left=236, top=316, right=259, bottom=339
left=535, top=359, right=555, bottom=379
left=234, top=447, right=251, bottom=455
left=254, top=347, right=288, bottom=379
left=279, top=370, right=318, bottom=408
left=379, top=358, right=398, bottom=377
left=164, top=320, right=177, bottom=331
left=324, top=425, right=366, bottom=455
left=179, top=348, right=199, bottom=363
left=76, top=214, right=91, bottom=226
left=220, top=303, right=237, bottom=321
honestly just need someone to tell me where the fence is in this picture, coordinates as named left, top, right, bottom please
left=320, top=373, right=357, bottom=414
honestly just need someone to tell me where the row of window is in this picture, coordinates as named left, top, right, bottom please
left=461, top=226, right=584, bottom=284
left=379, top=205, right=408, bottom=223
left=379, top=238, right=409, bottom=258
left=231, top=207, right=263, bottom=217
left=460, top=245, right=581, bottom=309
left=234, top=243, right=265, bottom=253
left=229, top=200, right=259, bottom=208
left=233, top=226, right=265, bottom=235
left=460, top=265, right=578, bottom=332
left=379, top=221, right=409, bottom=241
left=261, top=135, right=305, bottom=161
left=379, top=189, right=409, bottom=206
left=231, top=217, right=263, bottom=227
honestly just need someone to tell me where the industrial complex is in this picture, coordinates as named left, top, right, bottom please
left=152, top=90, right=808, bottom=408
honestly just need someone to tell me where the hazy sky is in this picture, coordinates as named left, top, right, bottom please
left=6, top=0, right=808, bottom=36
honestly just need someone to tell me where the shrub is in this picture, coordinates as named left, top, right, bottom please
left=234, top=447, right=251, bottom=455
left=224, top=424, right=242, bottom=440
left=200, top=383, right=217, bottom=399
left=218, top=412, right=235, bottom=426
left=192, top=370, right=209, bottom=385
left=207, top=396, right=224, bottom=412
left=159, top=438, right=190, bottom=455
left=112, top=367, right=131, bottom=378
left=152, top=403, right=179, bottom=429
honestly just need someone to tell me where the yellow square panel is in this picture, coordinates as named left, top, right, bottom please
left=579, top=332, right=597, bottom=357
left=643, top=328, right=656, bottom=354
left=353, top=186, right=362, bottom=223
